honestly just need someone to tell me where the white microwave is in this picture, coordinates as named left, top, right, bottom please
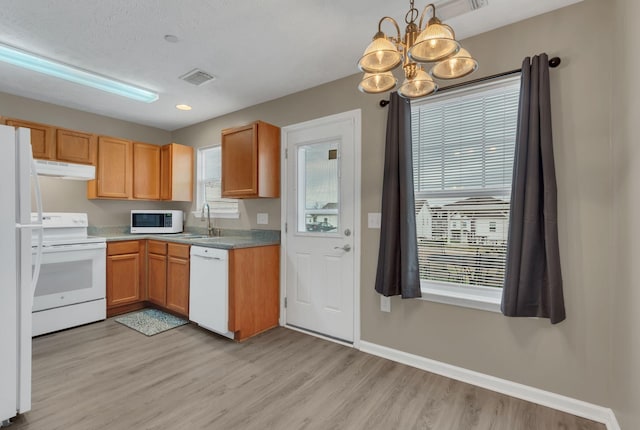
left=130, top=210, right=183, bottom=234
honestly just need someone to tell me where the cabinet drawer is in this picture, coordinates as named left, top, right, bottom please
left=107, top=240, right=140, bottom=256
left=148, top=240, right=167, bottom=255
left=167, top=243, right=190, bottom=259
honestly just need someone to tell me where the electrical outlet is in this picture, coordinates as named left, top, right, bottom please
left=380, top=295, right=391, bottom=312
left=257, top=213, right=269, bottom=225
left=368, top=212, right=381, bottom=229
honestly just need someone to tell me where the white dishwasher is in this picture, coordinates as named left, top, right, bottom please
left=189, top=246, right=235, bottom=339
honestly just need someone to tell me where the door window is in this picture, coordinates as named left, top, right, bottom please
left=296, top=141, right=340, bottom=234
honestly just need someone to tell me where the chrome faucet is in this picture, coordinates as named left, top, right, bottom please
left=201, top=203, right=220, bottom=237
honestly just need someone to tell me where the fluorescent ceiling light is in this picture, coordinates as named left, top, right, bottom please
left=0, top=43, right=159, bottom=103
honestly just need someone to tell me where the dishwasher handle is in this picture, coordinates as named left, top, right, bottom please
left=190, top=246, right=228, bottom=260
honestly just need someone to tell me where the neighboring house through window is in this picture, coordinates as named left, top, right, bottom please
left=196, top=145, right=239, bottom=218
left=411, top=76, right=520, bottom=310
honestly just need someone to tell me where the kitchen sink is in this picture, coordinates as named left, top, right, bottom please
left=169, top=233, right=209, bottom=239
left=192, top=237, right=232, bottom=243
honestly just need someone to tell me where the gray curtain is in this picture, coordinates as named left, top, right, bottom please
left=374, top=92, right=421, bottom=298
left=502, top=54, right=565, bottom=324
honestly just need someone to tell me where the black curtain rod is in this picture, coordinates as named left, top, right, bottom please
left=379, top=56, right=561, bottom=107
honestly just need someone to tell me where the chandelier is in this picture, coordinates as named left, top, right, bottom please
left=357, top=1, right=478, bottom=98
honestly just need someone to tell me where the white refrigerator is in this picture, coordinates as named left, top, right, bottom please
left=0, top=125, right=43, bottom=425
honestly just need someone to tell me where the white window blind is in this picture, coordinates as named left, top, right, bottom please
left=196, top=145, right=239, bottom=215
left=411, top=76, right=520, bottom=290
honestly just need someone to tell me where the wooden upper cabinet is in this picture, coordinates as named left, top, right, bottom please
left=87, top=136, right=132, bottom=199
left=221, top=121, right=280, bottom=198
left=5, top=118, right=55, bottom=160
left=56, top=128, right=97, bottom=165
left=160, top=143, right=193, bottom=202
left=132, top=142, right=161, bottom=200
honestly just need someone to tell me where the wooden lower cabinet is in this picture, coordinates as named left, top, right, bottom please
left=147, top=247, right=167, bottom=305
left=228, top=245, right=280, bottom=341
left=106, top=239, right=279, bottom=340
left=166, top=247, right=190, bottom=316
left=106, top=240, right=146, bottom=317
left=146, top=240, right=190, bottom=318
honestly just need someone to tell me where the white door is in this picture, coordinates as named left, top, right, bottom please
left=282, top=110, right=361, bottom=344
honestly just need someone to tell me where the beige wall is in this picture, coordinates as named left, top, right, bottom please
left=172, top=75, right=385, bottom=232
left=0, top=92, right=190, bottom=226
left=2, top=0, right=631, bottom=424
left=174, top=0, right=617, bottom=413
left=612, top=0, right=640, bottom=428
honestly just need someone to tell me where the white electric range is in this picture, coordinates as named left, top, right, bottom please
left=31, top=213, right=106, bottom=336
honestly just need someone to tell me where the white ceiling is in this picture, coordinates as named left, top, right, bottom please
left=0, top=0, right=580, bottom=131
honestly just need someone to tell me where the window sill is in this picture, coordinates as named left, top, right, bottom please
left=190, top=211, right=240, bottom=220
left=419, top=281, right=502, bottom=313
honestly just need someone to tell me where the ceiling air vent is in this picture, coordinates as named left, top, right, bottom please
left=436, top=0, right=488, bottom=19
left=179, top=69, right=216, bottom=86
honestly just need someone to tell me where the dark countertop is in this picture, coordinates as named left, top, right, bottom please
left=89, top=227, right=280, bottom=250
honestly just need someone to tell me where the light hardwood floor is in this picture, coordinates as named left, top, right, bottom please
left=11, top=320, right=605, bottom=430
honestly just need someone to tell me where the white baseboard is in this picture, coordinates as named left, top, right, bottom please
left=359, top=341, right=620, bottom=430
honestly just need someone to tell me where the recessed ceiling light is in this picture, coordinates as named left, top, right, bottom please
left=176, top=104, right=192, bottom=111
left=164, top=35, right=179, bottom=43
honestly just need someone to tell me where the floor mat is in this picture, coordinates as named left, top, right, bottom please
left=114, top=309, right=188, bottom=336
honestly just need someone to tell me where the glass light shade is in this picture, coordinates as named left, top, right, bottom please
left=408, top=23, right=460, bottom=63
left=358, top=37, right=403, bottom=73
left=430, top=48, right=478, bottom=79
left=358, top=72, right=397, bottom=94
left=398, top=69, right=437, bottom=98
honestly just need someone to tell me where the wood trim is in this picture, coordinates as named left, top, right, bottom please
left=106, top=302, right=146, bottom=318
left=147, top=240, right=168, bottom=255
left=167, top=242, right=190, bottom=259
left=107, top=240, right=140, bottom=256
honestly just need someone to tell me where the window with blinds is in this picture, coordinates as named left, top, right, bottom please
left=411, top=76, right=520, bottom=290
left=196, top=145, right=239, bottom=215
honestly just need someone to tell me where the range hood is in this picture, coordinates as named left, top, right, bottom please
left=34, top=159, right=96, bottom=180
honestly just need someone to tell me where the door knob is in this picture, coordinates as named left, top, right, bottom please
left=334, top=244, right=351, bottom=252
